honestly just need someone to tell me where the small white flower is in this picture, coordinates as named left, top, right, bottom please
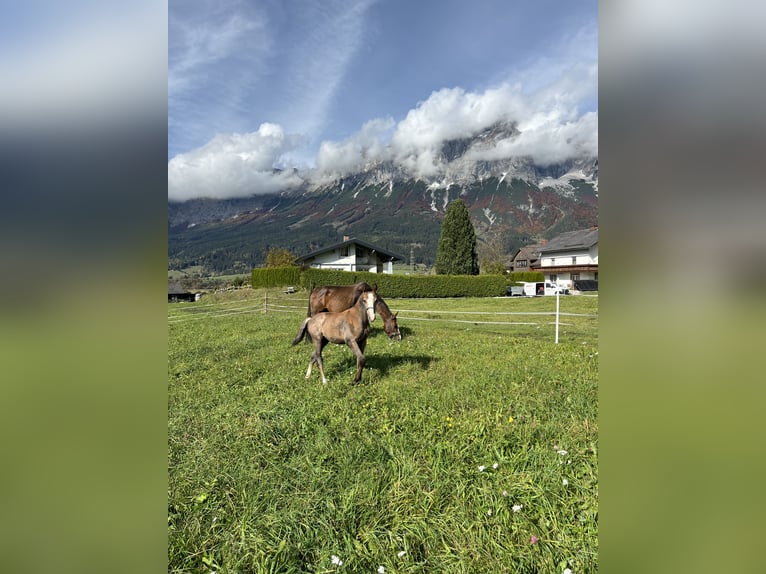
left=502, top=490, right=508, bottom=497
left=378, top=566, right=385, bottom=573
left=512, top=504, right=523, bottom=512
left=563, top=569, right=573, bottom=574
left=331, top=555, right=343, bottom=566
left=492, top=463, right=499, bottom=469
left=562, top=479, right=569, bottom=486
left=557, top=450, right=568, bottom=456
left=397, top=551, right=406, bottom=558
left=567, top=460, right=571, bottom=465
left=487, top=509, right=492, bottom=516
left=478, top=465, right=486, bottom=472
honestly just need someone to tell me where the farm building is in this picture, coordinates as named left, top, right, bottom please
left=510, top=243, right=544, bottom=273
left=511, top=228, right=598, bottom=291
left=537, top=227, right=598, bottom=290
left=296, top=236, right=405, bottom=274
left=168, top=281, right=201, bottom=303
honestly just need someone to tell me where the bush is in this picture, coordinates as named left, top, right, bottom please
left=253, top=267, right=533, bottom=298
left=507, top=271, right=544, bottom=284
left=251, top=266, right=301, bottom=288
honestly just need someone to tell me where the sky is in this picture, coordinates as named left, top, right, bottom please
left=168, top=0, right=598, bottom=201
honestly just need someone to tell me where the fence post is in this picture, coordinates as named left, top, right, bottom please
left=555, top=291, right=560, bottom=344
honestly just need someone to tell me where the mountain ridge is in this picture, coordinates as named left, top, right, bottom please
left=169, top=122, right=597, bottom=274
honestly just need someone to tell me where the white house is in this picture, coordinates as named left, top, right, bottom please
left=296, top=236, right=405, bottom=274
left=537, top=227, right=598, bottom=290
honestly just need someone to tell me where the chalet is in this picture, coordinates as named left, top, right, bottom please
left=536, top=227, right=598, bottom=290
left=168, top=281, right=201, bottom=303
left=510, top=243, right=544, bottom=273
left=296, top=236, right=405, bottom=274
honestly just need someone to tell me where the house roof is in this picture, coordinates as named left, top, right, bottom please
left=539, top=227, right=598, bottom=255
left=297, top=237, right=406, bottom=263
left=512, top=243, right=544, bottom=262
left=168, top=281, right=189, bottom=295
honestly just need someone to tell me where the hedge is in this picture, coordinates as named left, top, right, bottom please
left=252, top=267, right=545, bottom=297
left=507, top=271, right=545, bottom=284
left=251, top=266, right=302, bottom=288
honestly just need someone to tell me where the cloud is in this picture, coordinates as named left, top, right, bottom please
left=315, top=117, right=394, bottom=179
left=389, top=85, right=525, bottom=176
left=167, top=123, right=306, bottom=201
left=168, top=49, right=598, bottom=200
left=469, top=111, right=598, bottom=165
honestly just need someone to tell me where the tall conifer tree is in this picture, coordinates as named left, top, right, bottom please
left=435, top=199, right=479, bottom=275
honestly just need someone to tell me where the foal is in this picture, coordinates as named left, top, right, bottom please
left=292, top=288, right=377, bottom=384
left=308, top=282, right=401, bottom=341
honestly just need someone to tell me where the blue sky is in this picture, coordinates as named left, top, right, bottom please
left=168, top=0, right=597, bottom=200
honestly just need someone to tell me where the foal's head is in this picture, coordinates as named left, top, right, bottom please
left=360, top=289, right=377, bottom=323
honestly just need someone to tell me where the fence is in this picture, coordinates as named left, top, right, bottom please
left=168, top=288, right=597, bottom=342
left=260, top=289, right=597, bottom=343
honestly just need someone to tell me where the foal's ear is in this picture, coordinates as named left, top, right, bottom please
left=394, top=311, right=398, bottom=318
left=372, top=283, right=378, bottom=292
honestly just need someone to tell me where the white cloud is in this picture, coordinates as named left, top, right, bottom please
left=168, top=58, right=597, bottom=199
left=167, top=123, right=305, bottom=201
left=469, top=111, right=597, bottom=165
left=315, top=117, right=394, bottom=178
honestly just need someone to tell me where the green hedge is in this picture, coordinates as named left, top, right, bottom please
left=508, top=271, right=544, bottom=284
left=251, top=266, right=301, bottom=288
left=253, top=267, right=544, bottom=296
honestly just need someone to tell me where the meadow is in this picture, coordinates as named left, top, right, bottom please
left=168, top=290, right=598, bottom=573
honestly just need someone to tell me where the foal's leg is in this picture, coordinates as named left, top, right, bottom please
left=314, top=337, right=329, bottom=384
left=347, top=339, right=366, bottom=383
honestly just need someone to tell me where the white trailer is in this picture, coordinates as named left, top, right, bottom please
left=521, top=281, right=569, bottom=296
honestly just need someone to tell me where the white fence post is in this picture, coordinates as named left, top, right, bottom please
left=555, top=291, right=560, bottom=344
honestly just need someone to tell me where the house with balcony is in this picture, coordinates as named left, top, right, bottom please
left=536, top=227, right=598, bottom=290
left=295, top=236, right=405, bottom=274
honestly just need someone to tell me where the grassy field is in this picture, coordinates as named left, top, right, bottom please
left=168, top=290, right=598, bottom=573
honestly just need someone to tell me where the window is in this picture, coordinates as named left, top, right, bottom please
left=572, top=256, right=577, bottom=265
left=340, top=246, right=349, bottom=257
left=571, top=273, right=580, bottom=281
left=550, top=274, right=557, bottom=282
left=551, top=258, right=555, bottom=265
left=517, top=259, right=527, bottom=268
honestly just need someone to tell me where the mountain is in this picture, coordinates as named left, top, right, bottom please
left=168, top=122, right=597, bottom=274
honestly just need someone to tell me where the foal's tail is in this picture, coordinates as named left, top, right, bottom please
left=292, top=318, right=311, bottom=346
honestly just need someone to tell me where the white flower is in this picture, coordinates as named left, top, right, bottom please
left=331, top=555, right=343, bottom=566
left=478, top=465, right=486, bottom=472
left=502, top=490, right=509, bottom=497
left=487, top=509, right=492, bottom=516
left=563, top=569, right=573, bottom=574
left=557, top=450, right=568, bottom=456
left=492, top=463, right=499, bottom=469
left=512, top=504, right=523, bottom=512
left=397, top=551, right=406, bottom=558
left=378, top=566, right=385, bottom=573
left=567, top=460, right=571, bottom=465
left=562, top=479, right=569, bottom=486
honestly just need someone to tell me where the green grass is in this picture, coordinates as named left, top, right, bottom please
left=169, top=291, right=598, bottom=573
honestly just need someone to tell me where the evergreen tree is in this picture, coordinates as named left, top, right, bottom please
left=435, top=199, right=479, bottom=275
